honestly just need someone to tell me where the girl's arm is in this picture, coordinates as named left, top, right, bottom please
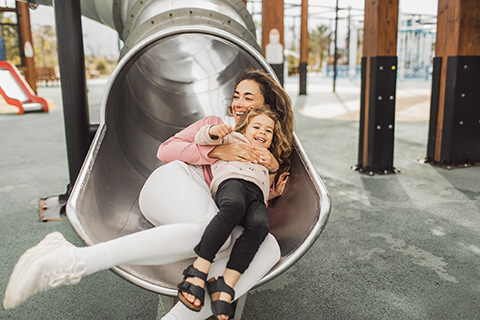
left=195, top=124, right=232, bottom=146
left=157, top=116, right=224, bottom=165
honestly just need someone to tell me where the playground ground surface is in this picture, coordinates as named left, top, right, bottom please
left=1, top=74, right=479, bottom=319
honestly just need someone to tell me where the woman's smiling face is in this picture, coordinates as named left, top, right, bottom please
left=231, top=80, right=265, bottom=123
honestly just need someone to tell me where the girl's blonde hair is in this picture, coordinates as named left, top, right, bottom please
left=234, top=108, right=291, bottom=168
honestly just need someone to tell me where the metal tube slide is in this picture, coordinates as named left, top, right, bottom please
left=30, top=0, right=331, bottom=296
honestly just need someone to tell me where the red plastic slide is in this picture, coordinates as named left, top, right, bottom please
left=0, top=60, right=49, bottom=114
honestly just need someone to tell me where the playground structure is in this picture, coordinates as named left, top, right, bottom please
left=0, top=60, right=48, bottom=114
left=0, top=2, right=49, bottom=114
left=397, top=15, right=436, bottom=80
left=25, top=0, right=331, bottom=309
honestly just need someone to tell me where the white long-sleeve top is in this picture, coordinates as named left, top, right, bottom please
left=195, top=125, right=270, bottom=203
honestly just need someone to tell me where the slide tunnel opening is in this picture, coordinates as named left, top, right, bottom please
left=68, top=28, right=329, bottom=295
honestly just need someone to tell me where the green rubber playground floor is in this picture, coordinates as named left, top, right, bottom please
left=1, top=75, right=479, bottom=319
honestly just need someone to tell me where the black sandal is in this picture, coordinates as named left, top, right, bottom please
left=206, top=276, right=236, bottom=319
left=177, top=264, right=208, bottom=312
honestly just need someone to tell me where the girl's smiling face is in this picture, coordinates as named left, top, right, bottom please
left=244, top=114, right=274, bottom=149
left=231, top=80, right=266, bottom=123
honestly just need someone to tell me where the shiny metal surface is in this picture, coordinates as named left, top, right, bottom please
left=62, top=0, right=331, bottom=296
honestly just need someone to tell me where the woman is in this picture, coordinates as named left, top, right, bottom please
left=4, top=69, right=294, bottom=320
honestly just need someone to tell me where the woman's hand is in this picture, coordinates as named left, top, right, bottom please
left=269, top=172, right=290, bottom=200
left=208, top=143, right=261, bottom=163
left=208, top=140, right=280, bottom=170
left=254, top=147, right=279, bottom=172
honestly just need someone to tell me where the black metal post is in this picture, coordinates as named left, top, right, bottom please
left=356, top=56, right=397, bottom=175
left=54, top=0, right=90, bottom=188
left=270, top=63, right=284, bottom=87
left=299, top=0, right=308, bottom=95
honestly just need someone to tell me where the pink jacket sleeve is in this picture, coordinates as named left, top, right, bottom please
left=157, top=116, right=225, bottom=165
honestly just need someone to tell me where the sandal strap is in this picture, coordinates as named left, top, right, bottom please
left=182, top=265, right=208, bottom=281
left=211, top=300, right=234, bottom=318
left=206, top=276, right=235, bottom=300
left=177, top=281, right=205, bottom=305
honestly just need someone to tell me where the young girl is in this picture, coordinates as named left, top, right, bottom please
left=177, top=108, right=290, bottom=320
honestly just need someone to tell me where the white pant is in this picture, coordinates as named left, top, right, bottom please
left=95, top=161, right=281, bottom=319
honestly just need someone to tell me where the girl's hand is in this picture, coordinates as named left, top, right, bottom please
left=269, top=172, right=290, bottom=200
left=208, top=143, right=260, bottom=163
left=209, top=124, right=232, bottom=139
left=254, top=147, right=279, bottom=172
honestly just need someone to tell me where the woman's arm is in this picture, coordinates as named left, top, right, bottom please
left=268, top=172, right=290, bottom=200
left=208, top=143, right=280, bottom=169
left=253, top=147, right=280, bottom=172
left=158, top=116, right=266, bottom=165
left=157, top=116, right=223, bottom=165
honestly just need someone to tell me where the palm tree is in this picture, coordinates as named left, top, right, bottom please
left=308, top=25, right=330, bottom=72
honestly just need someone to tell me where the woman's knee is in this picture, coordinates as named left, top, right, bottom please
left=260, top=233, right=281, bottom=263
left=139, top=161, right=216, bottom=225
left=253, top=221, right=270, bottom=241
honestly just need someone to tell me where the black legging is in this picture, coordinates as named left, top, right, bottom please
left=194, top=178, right=270, bottom=274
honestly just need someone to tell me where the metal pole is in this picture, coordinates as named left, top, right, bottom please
left=299, top=0, right=308, bottom=95
left=16, top=2, right=37, bottom=92
left=54, top=0, right=90, bottom=190
left=333, top=0, right=339, bottom=92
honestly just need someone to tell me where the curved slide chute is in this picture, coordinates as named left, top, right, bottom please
left=31, top=0, right=331, bottom=296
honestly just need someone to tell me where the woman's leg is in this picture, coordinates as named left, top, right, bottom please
left=79, top=161, right=224, bottom=273
left=139, top=161, right=217, bottom=225
left=163, top=233, right=281, bottom=320
left=4, top=161, right=225, bottom=309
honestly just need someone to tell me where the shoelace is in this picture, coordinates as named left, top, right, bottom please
left=43, top=260, right=86, bottom=289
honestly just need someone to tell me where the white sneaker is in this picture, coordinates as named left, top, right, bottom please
left=3, top=232, right=86, bottom=309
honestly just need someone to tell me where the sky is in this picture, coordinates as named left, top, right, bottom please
left=29, top=5, right=120, bottom=57
left=28, top=1, right=438, bottom=57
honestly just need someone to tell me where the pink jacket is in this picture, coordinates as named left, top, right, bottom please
left=156, top=116, right=226, bottom=185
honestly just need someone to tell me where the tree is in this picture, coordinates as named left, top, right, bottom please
left=308, top=25, right=330, bottom=71
left=32, top=25, right=58, bottom=67
left=0, top=13, right=21, bottom=65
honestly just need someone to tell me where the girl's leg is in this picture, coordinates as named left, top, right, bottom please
left=208, top=194, right=270, bottom=320
left=193, top=179, right=249, bottom=264
left=177, top=179, right=248, bottom=310
left=178, top=256, right=212, bottom=309
left=225, top=198, right=270, bottom=274
left=163, top=233, right=281, bottom=320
